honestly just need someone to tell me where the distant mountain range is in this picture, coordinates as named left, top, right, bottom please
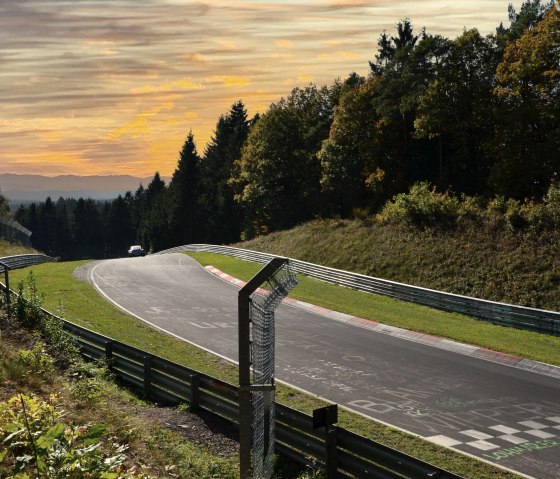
left=0, top=174, right=159, bottom=205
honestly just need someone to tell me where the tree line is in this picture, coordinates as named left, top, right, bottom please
left=11, top=0, right=560, bottom=259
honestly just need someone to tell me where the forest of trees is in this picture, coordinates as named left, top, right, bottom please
left=9, top=0, right=560, bottom=259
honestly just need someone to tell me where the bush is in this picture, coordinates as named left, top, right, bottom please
left=14, top=272, right=44, bottom=329
left=17, top=344, right=55, bottom=379
left=377, top=182, right=460, bottom=228
left=0, top=393, right=151, bottom=478
left=13, top=272, right=78, bottom=367
left=504, top=198, right=528, bottom=230
left=543, top=183, right=560, bottom=225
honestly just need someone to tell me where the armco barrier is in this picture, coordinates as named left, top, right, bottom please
left=1, top=254, right=464, bottom=478
left=0, top=253, right=56, bottom=273
left=60, top=319, right=463, bottom=479
left=157, top=244, right=560, bottom=336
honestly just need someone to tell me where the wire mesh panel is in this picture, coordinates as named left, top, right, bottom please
left=249, top=262, right=298, bottom=479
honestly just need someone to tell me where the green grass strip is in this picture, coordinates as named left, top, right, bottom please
left=8, top=259, right=522, bottom=479
left=188, top=252, right=560, bottom=367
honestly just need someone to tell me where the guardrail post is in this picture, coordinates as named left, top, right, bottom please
left=313, top=404, right=338, bottom=478
left=0, top=261, right=11, bottom=319
left=144, top=356, right=153, bottom=398
left=104, top=341, right=114, bottom=370
left=189, top=373, right=200, bottom=410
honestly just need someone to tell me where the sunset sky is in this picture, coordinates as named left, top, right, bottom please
left=1, top=0, right=515, bottom=178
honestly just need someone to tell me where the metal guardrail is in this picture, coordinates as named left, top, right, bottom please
left=157, top=244, right=560, bottom=336
left=59, top=320, right=463, bottom=479
left=0, top=253, right=464, bottom=478
left=0, top=254, right=56, bottom=274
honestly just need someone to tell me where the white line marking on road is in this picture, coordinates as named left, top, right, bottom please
left=466, top=440, right=500, bottom=451
left=524, top=429, right=556, bottom=439
left=460, top=429, right=494, bottom=440
left=489, top=425, right=521, bottom=435
left=425, top=435, right=463, bottom=447
left=499, top=435, right=528, bottom=444
left=518, top=421, right=549, bottom=429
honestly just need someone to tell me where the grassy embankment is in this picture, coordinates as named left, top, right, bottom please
left=236, top=218, right=560, bottom=311
left=0, top=239, right=36, bottom=257
left=0, top=254, right=241, bottom=478
left=7, top=257, right=522, bottom=479
left=0, top=316, right=241, bottom=478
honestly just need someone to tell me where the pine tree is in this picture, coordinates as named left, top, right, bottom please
left=167, top=132, right=202, bottom=246
left=200, top=101, right=250, bottom=243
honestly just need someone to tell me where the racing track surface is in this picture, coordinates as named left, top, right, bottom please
left=87, top=253, right=560, bottom=479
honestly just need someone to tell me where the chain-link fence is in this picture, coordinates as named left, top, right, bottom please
left=249, top=263, right=298, bottom=478
left=238, top=258, right=298, bottom=479
left=0, top=217, right=32, bottom=246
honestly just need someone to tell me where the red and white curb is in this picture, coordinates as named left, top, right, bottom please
left=205, top=265, right=560, bottom=381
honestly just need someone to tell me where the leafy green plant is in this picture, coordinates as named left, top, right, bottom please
left=13, top=272, right=78, bottom=367
left=0, top=393, right=151, bottom=478
left=14, top=272, right=44, bottom=329
left=16, top=344, right=54, bottom=379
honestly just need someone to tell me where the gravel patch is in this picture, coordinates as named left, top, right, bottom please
left=138, top=405, right=239, bottom=458
left=72, top=261, right=100, bottom=284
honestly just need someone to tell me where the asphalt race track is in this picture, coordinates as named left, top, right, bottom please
left=87, top=253, right=560, bottom=479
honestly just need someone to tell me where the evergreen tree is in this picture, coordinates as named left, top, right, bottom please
left=106, top=195, right=135, bottom=257
left=369, top=20, right=443, bottom=196
left=73, top=198, right=103, bottom=259
left=36, top=197, right=57, bottom=256
left=53, top=198, right=72, bottom=259
left=0, top=189, right=9, bottom=217
left=414, top=29, right=497, bottom=193
left=138, top=172, right=168, bottom=252
left=167, top=133, right=202, bottom=246
left=200, top=101, right=250, bottom=243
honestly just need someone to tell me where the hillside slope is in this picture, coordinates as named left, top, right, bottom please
left=0, top=239, right=36, bottom=257
left=235, top=218, right=560, bottom=311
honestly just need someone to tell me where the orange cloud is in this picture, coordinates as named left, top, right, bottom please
left=205, top=75, right=251, bottom=87
left=298, top=75, right=314, bottom=83
left=318, top=51, right=362, bottom=60
left=275, top=39, right=294, bottom=49
left=109, top=103, right=175, bottom=140
left=131, top=79, right=202, bottom=94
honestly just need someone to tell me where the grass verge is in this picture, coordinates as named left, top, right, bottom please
left=7, top=259, right=522, bottom=479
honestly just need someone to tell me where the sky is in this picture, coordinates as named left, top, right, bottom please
left=1, top=0, right=515, bottom=178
